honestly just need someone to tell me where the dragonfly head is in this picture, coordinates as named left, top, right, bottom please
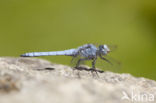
left=99, top=44, right=110, bottom=55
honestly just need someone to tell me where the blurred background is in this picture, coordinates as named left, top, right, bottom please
left=0, top=0, right=155, bottom=80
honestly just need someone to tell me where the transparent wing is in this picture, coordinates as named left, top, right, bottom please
left=96, top=55, right=121, bottom=72
left=70, top=55, right=121, bottom=72
left=70, top=55, right=88, bottom=67
left=70, top=56, right=81, bottom=67
left=107, top=44, right=118, bottom=52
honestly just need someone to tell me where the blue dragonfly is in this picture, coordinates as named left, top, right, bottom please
left=21, top=44, right=118, bottom=73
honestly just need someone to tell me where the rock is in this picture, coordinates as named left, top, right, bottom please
left=0, top=57, right=155, bottom=103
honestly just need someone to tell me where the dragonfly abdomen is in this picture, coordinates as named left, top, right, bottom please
left=21, top=49, right=76, bottom=57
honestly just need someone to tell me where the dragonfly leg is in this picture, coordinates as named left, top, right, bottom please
left=91, top=58, right=96, bottom=69
left=90, top=58, right=99, bottom=77
left=73, top=58, right=90, bottom=78
left=75, top=58, right=90, bottom=68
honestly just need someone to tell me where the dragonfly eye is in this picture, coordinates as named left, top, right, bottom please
left=103, top=44, right=110, bottom=53
left=99, top=44, right=110, bottom=55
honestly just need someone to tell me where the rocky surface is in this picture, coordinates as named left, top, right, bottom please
left=0, top=57, right=155, bottom=103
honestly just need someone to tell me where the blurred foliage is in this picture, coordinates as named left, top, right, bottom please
left=0, top=0, right=156, bottom=80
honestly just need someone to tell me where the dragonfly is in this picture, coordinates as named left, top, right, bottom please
left=20, top=44, right=118, bottom=73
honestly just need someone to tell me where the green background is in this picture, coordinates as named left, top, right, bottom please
left=0, top=0, right=156, bottom=80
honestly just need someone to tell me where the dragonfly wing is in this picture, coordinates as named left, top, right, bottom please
left=70, top=55, right=87, bottom=67
left=107, top=44, right=118, bottom=52
left=96, top=55, right=121, bottom=72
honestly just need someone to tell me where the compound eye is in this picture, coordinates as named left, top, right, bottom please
left=103, top=44, right=110, bottom=52
left=103, top=45, right=107, bottom=49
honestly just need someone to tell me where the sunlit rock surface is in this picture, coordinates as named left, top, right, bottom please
left=0, top=57, right=155, bottom=103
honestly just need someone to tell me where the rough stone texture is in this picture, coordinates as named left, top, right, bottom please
left=0, top=57, right=155, bottom=103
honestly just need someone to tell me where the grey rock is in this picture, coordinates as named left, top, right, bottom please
left=0, top=57, right=155, bottom=103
